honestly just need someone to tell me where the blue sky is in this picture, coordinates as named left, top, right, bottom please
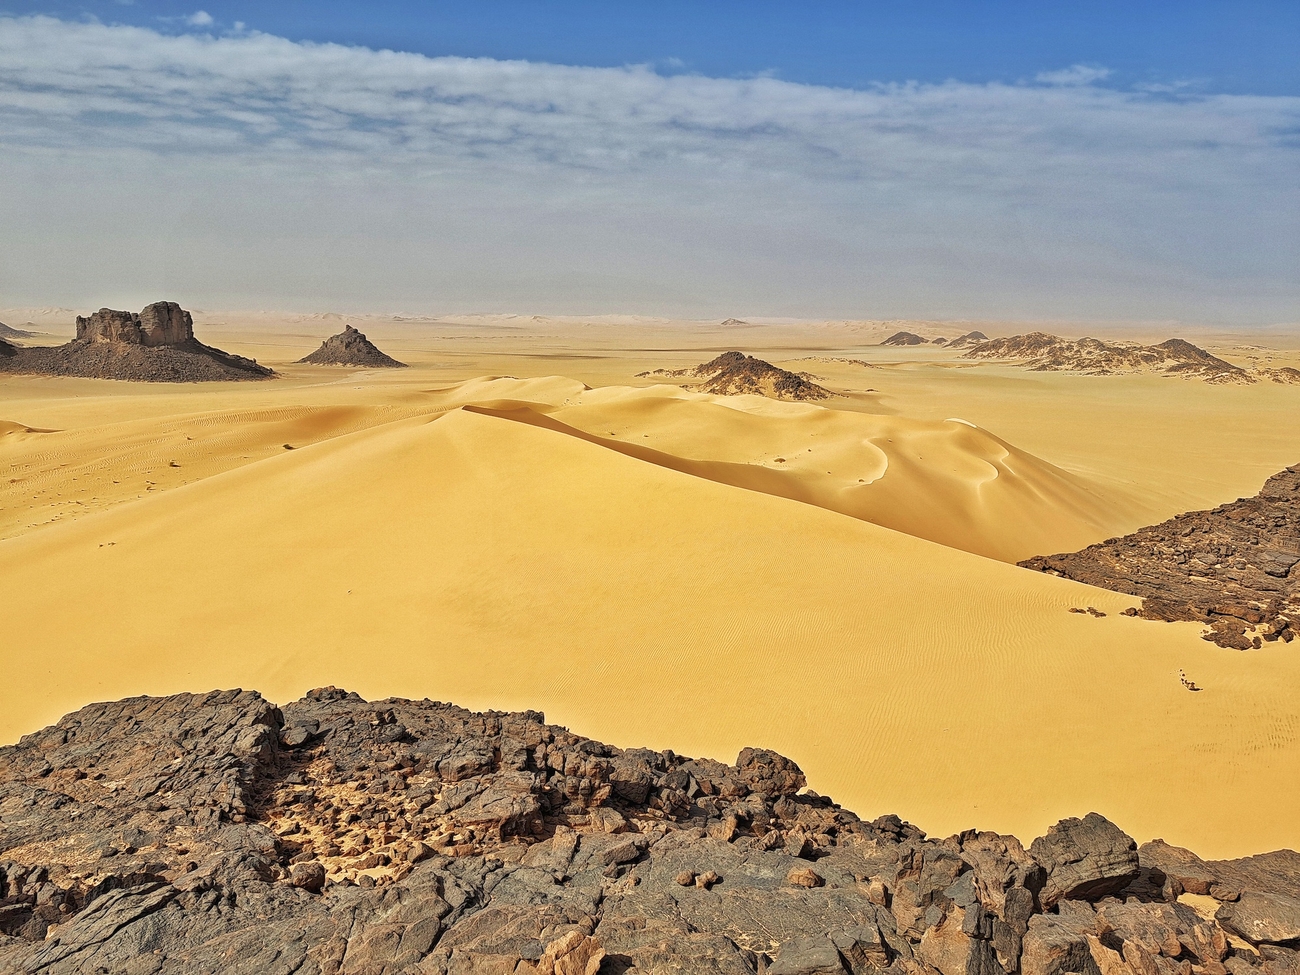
left=0, top=4, right=1296, bottom=321
left=3, top=1, right=1297, bottom=95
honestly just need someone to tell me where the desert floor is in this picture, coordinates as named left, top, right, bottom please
left=2, top=312, right=1299, bottom=859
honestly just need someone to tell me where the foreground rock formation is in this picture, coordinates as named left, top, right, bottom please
left=2, top=690, right=1298, bottom=974
left=1021, top=464, right=1299, bottom=649
left=0, top=302, right=272, bottom=382
left=299, top=325, right=408, bottom=368
left=638, top=352, right=832, bottom=401
left=960, top=333, right=1299, bottom=385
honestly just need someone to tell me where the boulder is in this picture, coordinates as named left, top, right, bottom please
left=1217, top=891, right=1300, bottom=946
left=1031, top=814, right=1139, bottom=909
left=770, top=935, right=849, bottom=974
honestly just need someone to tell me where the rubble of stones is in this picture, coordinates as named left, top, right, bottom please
left=1021, top=465, right=1299, bottom=650
left=3, top=690, right=1300, bottom=974
left=637, top=352, right=831, bottom=401
left=298, top=326, right=408, bottom=368
left=0, top=302, right=272, bottom=382
left=960, top=334, right=1299, bottom=385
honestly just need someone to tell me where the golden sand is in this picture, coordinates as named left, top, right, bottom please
left=2, top=315, right=1298, bottom=859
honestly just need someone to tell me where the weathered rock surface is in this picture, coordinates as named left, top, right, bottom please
left=0, top=689, right=1297, bottom=974
left=298, top=325, right=407, bottom=368
left=881, top=332, right=928, bottom=346
left=637, top=351, right=832, bottom=401
left=0, top=301, right=272, bottom=382
left=1020, top=464, right=1300, bottom=649
left=959, top=333, right=1290, bottom=384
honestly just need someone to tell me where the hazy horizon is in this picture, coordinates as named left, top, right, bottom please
left=1, top=9, right=1297, bottom=325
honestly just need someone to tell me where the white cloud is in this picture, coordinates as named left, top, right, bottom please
left=0, top=16, right=1295, bottom=322
left=1034, top=64, right=1112, bottom=87
left=186, top=11, right=214, bottom=27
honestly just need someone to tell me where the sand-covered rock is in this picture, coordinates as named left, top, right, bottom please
left=0, top=301, right=272, bottom=382
left=947, top=331, right=989, bottom=349
left=637, top=351, right=831, bottom=401
left=959, top=332, right=1291, bottom=384
left=0, top=689, right=1296, bottom=974
left=1020, top=463, right=1300, bottom=649
left=298, top=324, right=407, bottom=367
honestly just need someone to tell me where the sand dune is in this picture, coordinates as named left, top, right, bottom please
left=3, top=403, right=1299, bottom=858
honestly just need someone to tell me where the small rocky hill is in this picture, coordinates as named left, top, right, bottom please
left=947, top=331, right=989, bottom=349
left=639, top=351, right=832, bottom=401
left=1021, top=463, right=1299, bottom=649
left=2, top=688, right=1298, bottom=974
left=959, top=333, right=1292, bottom=384
left=299, top=325, right=407, bottom=367
left=0, top=301, right=272, bottom=382
left=881, top=331, right=927, bottom=346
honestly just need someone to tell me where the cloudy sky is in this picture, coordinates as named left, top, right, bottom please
left=0, top=4, right=1297, bottom=322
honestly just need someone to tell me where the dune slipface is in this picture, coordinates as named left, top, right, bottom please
left=2, top=400, right=1300, bottom=860
left=1, top=688, right=1297, bottom=973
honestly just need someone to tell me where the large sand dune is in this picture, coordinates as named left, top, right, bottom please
left=4, top=393, right=1300, bottom=858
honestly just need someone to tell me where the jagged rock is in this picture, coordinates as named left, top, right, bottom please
left=1020, top=464, right=1300, bottom=649
left=0, top=691, right=1297, bottom=974
left=881, top=331, right=928, bottom=346
left=297, top=324, right=407, bottom=367
left=0, top=301, right=272, bottom=382
left=1140, top=840, right=1217, bottom=896
left=1030, top=814, right=1139, bottom=909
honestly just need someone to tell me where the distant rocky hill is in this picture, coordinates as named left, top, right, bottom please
left=881, top=331, right=927, bottom=346
left=947, top=331, right=989, bottom=349
left=0, top=301, right=272, bottom=382
left=2, top=688, right=1298, bottom=974
left=0, top=322, right=36, bottom=340
left=639, top=351, right=832, bottom=401
left=1021, top=464, right=1299, bottom=649
left=961, top=333, right=1298, bottom=385
left=299, top=325, right=407, bottom=367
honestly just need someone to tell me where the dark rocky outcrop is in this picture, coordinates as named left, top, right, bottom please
left=637, top=351, right=832, bottom=401
left=947, top=332, right=989, bottom=349
left=1020, top=464, right=1300, bottom=649
left=298, top=325, right=407, bottom=368
left=881, top=332, right=928, bottom=346
left=958, top=333, right=1288, bottom=384
left=1, top=689, right=1297, bottom=974
left=0, top=301, right=272, bottom=382
left=0, top=338, right=15, bottom=359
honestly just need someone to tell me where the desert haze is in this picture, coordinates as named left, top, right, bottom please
left=2, top=309, right=1299, bottom=863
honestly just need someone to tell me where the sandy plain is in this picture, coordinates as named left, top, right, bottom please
left=2, top=311, right=1299, bottom=860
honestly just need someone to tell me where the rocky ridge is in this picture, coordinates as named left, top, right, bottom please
left=881, top=332, right=928, bottom=347
left=299, top=326, right=408, bottom=368
left=1020, top=464, right=1299, bottom=649
left=0, top=324, right=36, bottom=341
left=959, top=334, right=1296, bottom=385
left=946, top=332, right=989, bottom=349
left=638, top=352, right=832, bottom=401
left=0, top=302, right=272, bottom=383
left=2, top=689, right=1299, bottom=974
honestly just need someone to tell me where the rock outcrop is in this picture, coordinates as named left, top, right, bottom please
left=958, top=333, right=1292, bottom=384
left=298, top=325, right=407, bottom=368
left=0, top=323, right=35, bottom=341
left=1, top=689, right=1298, bottom=974
left=881, top=332, right=928, bottom=346
left=638, top=351, right=832, bottom=401
left=0, top=301, right=272, bottom=382
left=947, top=332, right=989, bottom=349
left=1020, top=464, right=1299, bottom=649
